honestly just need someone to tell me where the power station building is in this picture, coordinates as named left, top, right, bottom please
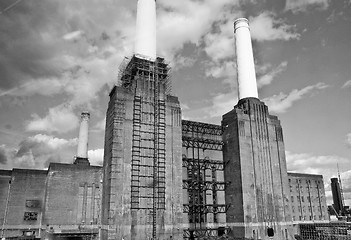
left=0, top=0, right=337, bottom=240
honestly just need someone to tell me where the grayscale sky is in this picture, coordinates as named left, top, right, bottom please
left=0, top=0, right=351, bottom=205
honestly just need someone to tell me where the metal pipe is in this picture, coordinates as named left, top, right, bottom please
left=1, top=178, right=12, bottom=238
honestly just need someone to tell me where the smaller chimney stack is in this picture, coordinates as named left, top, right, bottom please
left=74, top=111, right=90, bottom=166
left=234, top=18, right=259, bottom=100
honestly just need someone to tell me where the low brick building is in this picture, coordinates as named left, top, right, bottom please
left=0, top=163, right=102, bottom=239
left=288, top=172, right=329, bottom=223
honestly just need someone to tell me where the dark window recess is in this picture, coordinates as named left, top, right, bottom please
left=189, top=230, right=195, bottom=240
left=267, top=227, right=274, bottom=237
left=24, top=212, right=38, bottom=221
left=218, top=227, right=225, bottom=236
left=26, top=200, right=40, bottom=208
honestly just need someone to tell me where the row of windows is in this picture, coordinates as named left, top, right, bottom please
left=289, top=179, right=322, bottom=185
left=289, top=185, right=322, bottom=193
left=292, top=205, right=325, bottom=213
left=290, top=195, right=324, bottom=203
left=292, top=215, right=324, bottom=221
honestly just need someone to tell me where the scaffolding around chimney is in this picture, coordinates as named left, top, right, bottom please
left=117, top=55, right=172, bottom=96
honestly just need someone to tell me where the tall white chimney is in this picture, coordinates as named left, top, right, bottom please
left=234, top=18, right=259, bottom=100
left=76, top=111, right=90, bottom=160
left=135, top=0, right=157, bottom=60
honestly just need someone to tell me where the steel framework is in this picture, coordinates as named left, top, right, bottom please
left=298, top=222, right=351, bottom=239
left=182, top=120, right=223, bottom=150
left=182, top=120, right=229, bottom=239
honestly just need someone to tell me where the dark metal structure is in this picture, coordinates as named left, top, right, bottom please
left=182, top=120, right=230, bottom=239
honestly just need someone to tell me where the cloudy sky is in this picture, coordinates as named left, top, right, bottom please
left=0, top=0, right=351, bottom=205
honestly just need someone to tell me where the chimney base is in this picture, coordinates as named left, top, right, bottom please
left=74, top=157, right=90, bottom=166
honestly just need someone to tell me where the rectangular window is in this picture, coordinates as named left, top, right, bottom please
left=24, top=212, right=38, bottom=221
left=301, top=196, right=304, bottom=202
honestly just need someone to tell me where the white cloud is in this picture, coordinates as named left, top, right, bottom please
left=157, top=0, right=239, bottom=57
left=346, top=133, right=351, bottom=146
left=171, top=55, right=197, bottom=71
left=257, top=61, right=288, bottom=88
left=285, top=0, right=329, bottom=13
left=263, top=82, right=328, bottom=113
left=88, top=148, right=103, bottom=166
left=0, top=78, right=66, bottom=97
left=286, top=151, right=351, bottom=205
left=342, top=80, right=351, bottom=88
left=30, top=134, right=77, bottom=149
left=92, top=117, right=106, bottom=132
left=0, top=134, right=77, bottom=170
left=286, top=151, right=349, bottom=173
left=180, top=103, right=190, bottom=110
left=26, top=104, right=79, bottom=133
left=203, top=20, right=235, bottom=62
left=250, top=12, right=300, bottom=41
left=63, top=30, right=85, bottom=41
left=206, top=91, right=237, bottom=118
left=205, top=61, right=236, bottom=80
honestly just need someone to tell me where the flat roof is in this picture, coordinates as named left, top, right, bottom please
left=288, top=172, right=323, bottom=178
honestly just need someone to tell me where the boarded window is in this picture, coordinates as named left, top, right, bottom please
left=25, top=200, right=40, bottom=208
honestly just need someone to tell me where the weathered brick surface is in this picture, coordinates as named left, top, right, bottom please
left=0, top=169, right=47, bottom=238
left=44, top=163, right=102, bottom=226
left=0, top=170, right=11, bottom=226
left=222, top=98, right=294, bottom=240
left=288, top=172, right=329, bottom=224
left=102, top=81, right=183, bottom=239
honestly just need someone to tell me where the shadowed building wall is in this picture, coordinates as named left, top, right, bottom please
left=331, top=177, right=344, bottom=216
left=222, top=98, right=293, bottom=240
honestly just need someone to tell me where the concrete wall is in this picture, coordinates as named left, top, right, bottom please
left=102, top=61, right=183, bottom=239
left=288, top=172, right=329, bottom=223
left=222, top=98, right=293, bottom=240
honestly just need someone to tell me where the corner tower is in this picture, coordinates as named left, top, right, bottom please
left=222, top=18, right=293, bottom=240
left=101, top=1, right=183, bottom=239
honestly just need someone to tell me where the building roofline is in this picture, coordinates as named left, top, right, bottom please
left=288, top=172, right=323, bottom=178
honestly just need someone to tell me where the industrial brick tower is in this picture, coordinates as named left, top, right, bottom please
left=222, top=18, right=293, bottom=240
left=101, top=0, right=183, bottom=239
